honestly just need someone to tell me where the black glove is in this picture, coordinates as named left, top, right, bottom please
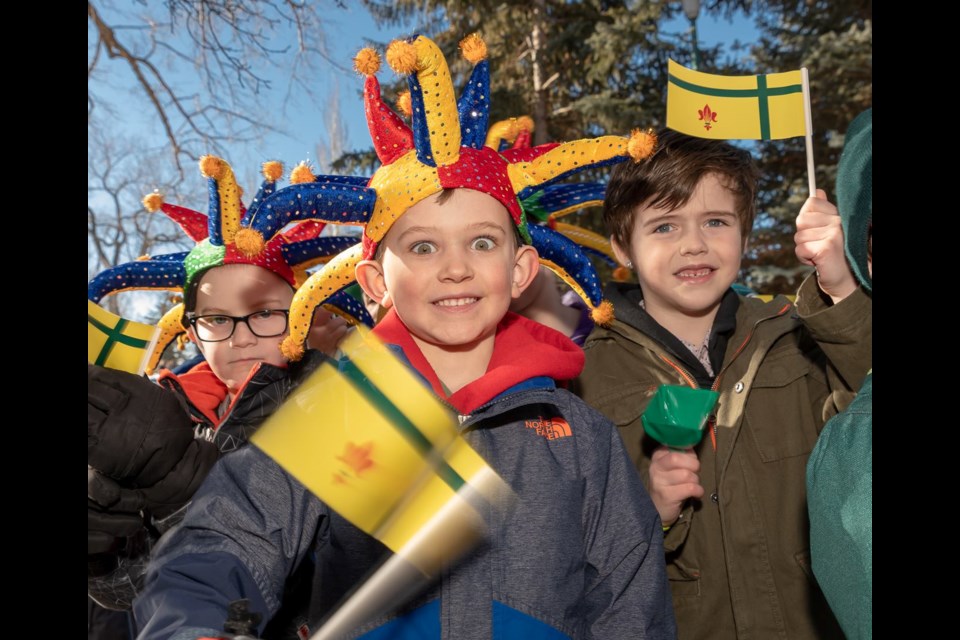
left=88, top=466, right=145, bottom=556
left=88, top=439, right=220, bottom=522
left=88, top=506, right=143, bottom=556
left=88, top=364, right=196, bottom=486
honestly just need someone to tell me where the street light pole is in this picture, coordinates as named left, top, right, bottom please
left=681, top=0, right=701, bottom=70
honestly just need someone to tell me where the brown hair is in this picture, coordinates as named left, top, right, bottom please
left=180, top=276, right=204, bottom=329
left=603, top=129, right=759, bottom=251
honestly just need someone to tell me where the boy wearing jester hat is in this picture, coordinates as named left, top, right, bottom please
left=88, top=158, right=366, bottom=636
left=134, top=34, right=676, bottom=639
left=574, top=129, right=872, bottom=639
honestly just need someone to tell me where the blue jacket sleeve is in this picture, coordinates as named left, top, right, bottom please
left=133, top=445, right=326, bottom=640
left=574, top=398, right=677, bottom=639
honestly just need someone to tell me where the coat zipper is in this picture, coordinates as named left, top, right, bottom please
left=654, top=302, right=793, bottom=452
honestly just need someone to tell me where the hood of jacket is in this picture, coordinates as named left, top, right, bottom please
left=836, top=108, right=872, bottom=292
left=371, top=308, right=584, bottom=414
left=602, top=281, right=740, bottom=387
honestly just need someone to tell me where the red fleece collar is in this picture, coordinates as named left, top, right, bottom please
left=159, top=363, right=228, bottom=425
left=371, top=309, right=584, bottom=414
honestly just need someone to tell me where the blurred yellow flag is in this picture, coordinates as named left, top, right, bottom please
left=251, top=328, right=508, bottom=575
left=88, top=300, right=161, bottom=375
left=666, top=59, right=807, bottom=140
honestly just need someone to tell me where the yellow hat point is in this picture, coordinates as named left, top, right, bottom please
left=612, top=265, right=633, bottom=282
left=281, top=336, right=305, bottom=362
left=590, top=300, right=615, bottom=326
left=233, top=228, right=265, bottom=257
left=199, top=155, right=225, bottom=179
left=354, top=47, right=381, bottom=76
left=136, top=254, right=150, bottom=261
left=289, top=161, right=316, bottom=184
left=516, top=115, right=535, bottom=135
left=262, top=160, right=283, bottom=182
left=142, top=191, right=164, bottom=212
left=396, top=90, right=412, bottom=118
left=386, top=39, right=419, bottom=75
left=627, top=128, right=657, bottom=162
left=459, top=33, right=487, bottom=64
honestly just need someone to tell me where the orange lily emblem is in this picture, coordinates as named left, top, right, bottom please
left=698, top=104, right=718, bottom=131
left=336, top=441, right=375, bottom=476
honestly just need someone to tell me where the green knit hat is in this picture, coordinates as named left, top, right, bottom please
left=836, top=108, right=872, bottom=292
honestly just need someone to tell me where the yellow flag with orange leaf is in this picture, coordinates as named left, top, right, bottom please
left=251, top=327, right=508, bottom=577
left=666, top=59, right=807, bottom=141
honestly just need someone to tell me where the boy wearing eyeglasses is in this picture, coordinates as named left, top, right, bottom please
left=178, top=264, right=300, bottom=420
left=87, top=158, right=356, bottom=638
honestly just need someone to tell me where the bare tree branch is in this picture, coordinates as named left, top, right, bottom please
left=89, top=0, right=354, bottom=319
left=89, top=1, right=186, bottom=172
left=88, top=0, right=347, bottom=175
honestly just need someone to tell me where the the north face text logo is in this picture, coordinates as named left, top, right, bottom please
left=525, top=416, right=572, bottom=439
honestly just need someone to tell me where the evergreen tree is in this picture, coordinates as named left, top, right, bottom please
left=349, top=0, right=871, bottom=293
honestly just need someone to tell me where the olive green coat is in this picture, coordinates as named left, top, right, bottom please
left=575, top=278, right=871, bottom=640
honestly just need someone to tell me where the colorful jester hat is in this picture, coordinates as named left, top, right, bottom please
left=236, top=33, right=656, bottom=361
left=87, top=156, right=369, bottom=375
left=486, top=116, right=636, bottom=283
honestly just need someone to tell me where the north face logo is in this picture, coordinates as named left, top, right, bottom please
left=525, top=416, right=572, bottom=440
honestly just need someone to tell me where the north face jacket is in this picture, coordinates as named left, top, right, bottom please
left=133, top=311, right=677, bottom=640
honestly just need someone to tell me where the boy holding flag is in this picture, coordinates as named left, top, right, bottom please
left=574, top=123, right=871, bottom=638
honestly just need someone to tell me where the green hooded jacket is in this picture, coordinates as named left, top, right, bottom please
left=575, top=279, right=871, bottom=640
left=806, top=107, right=872, bottom=640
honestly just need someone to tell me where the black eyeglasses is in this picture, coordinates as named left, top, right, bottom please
left=187, top=309, right=290, bottom=343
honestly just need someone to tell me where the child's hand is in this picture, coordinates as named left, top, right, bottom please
left=307, top=307, right=351, bottom=357
left=648, top=446, right=704, bottom=527
left=794, top=189, right=858, bottom=304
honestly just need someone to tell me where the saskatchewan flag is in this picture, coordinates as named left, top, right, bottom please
left=251, top=327, right=508, bottom=577
left=88, top=299, right=161, bottom=375
left=666, top=59, right=807, bottom=141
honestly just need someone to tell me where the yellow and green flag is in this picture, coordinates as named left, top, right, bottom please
left=666, top=59, right=807, bottom=141
left=88, top=300, right=161, bottom=375
left=251, top=327, right=508, bottom=577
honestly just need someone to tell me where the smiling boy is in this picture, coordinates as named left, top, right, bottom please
left=359, top=188, right=536, bottom=392
left=617, top=172, right=744, bottom=346
left=133, top=34, right=676, bottom=640
left=575, top=129, right=872, bottom=639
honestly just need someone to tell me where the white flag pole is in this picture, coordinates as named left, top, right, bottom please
left=800, top=67, right=816, bottom=195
